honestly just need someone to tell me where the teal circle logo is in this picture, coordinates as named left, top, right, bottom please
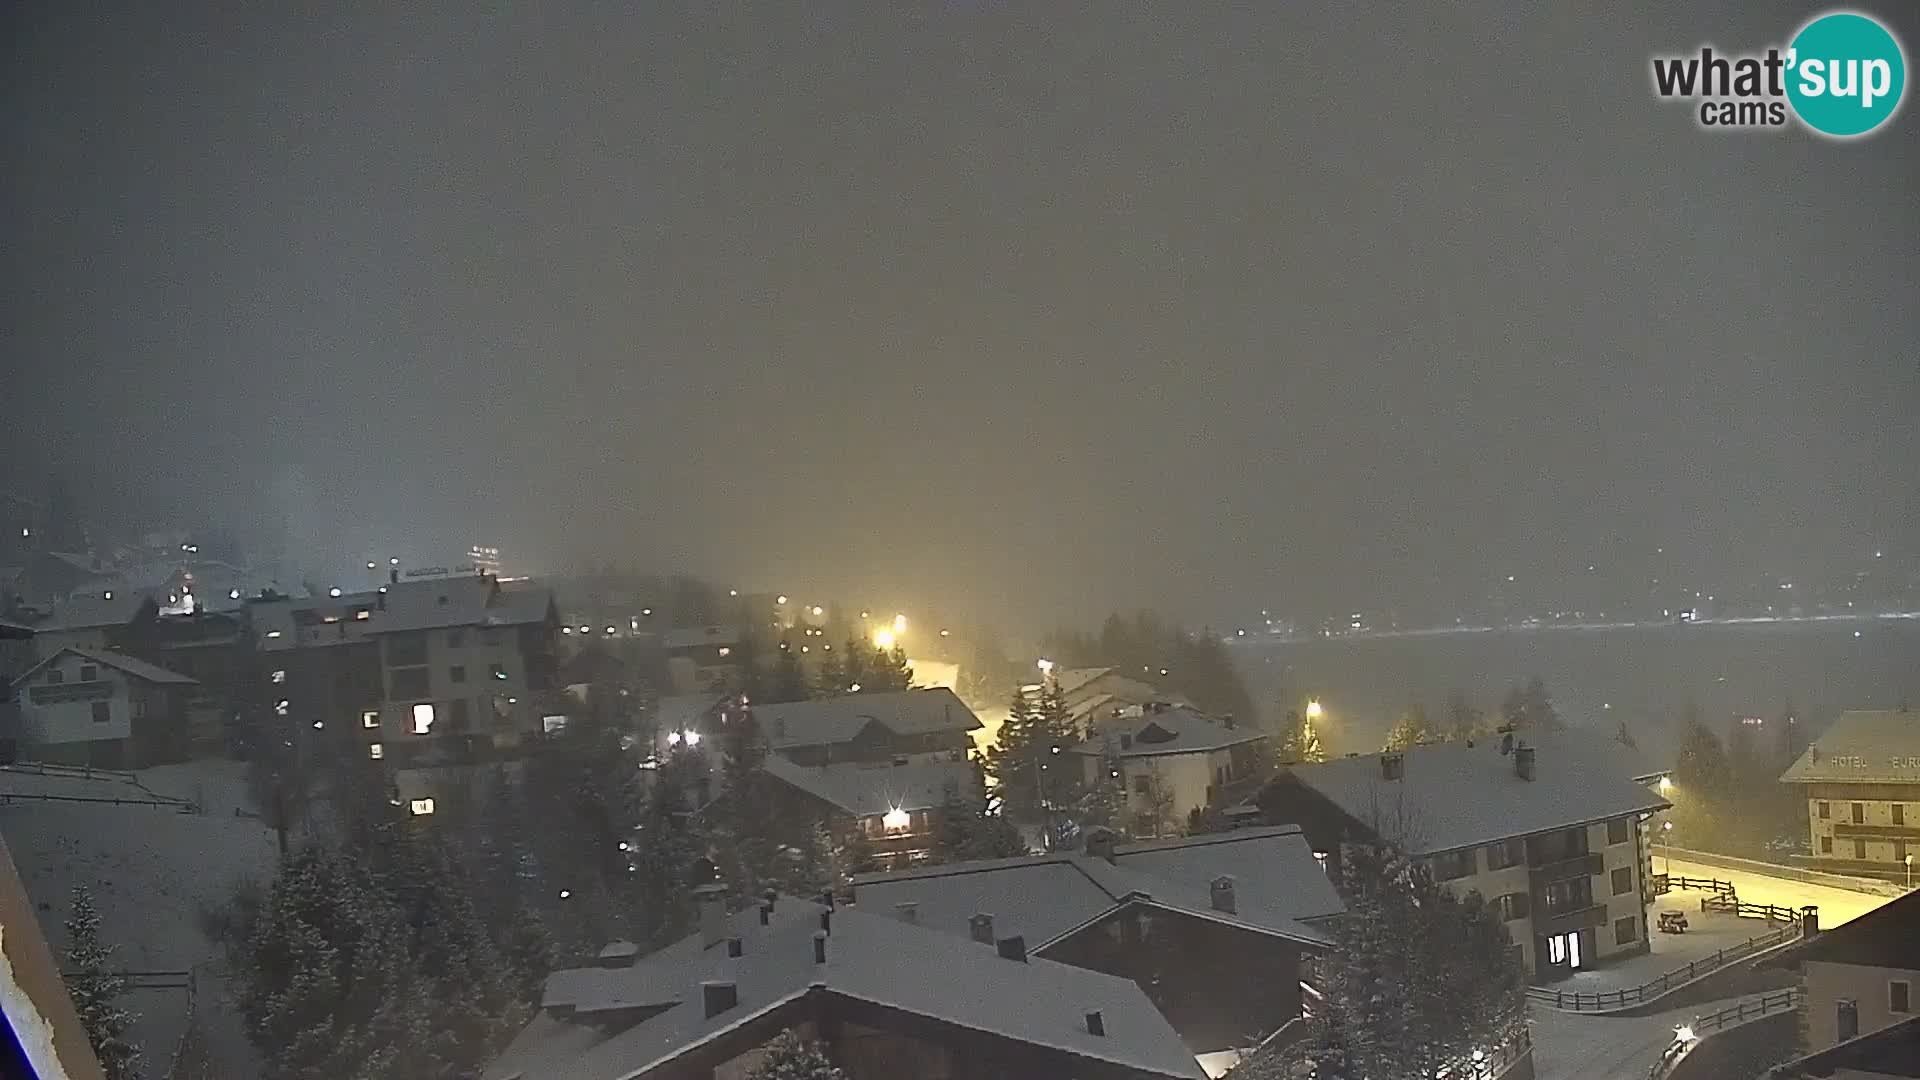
left=1786, top=12, right=1906, bottom=137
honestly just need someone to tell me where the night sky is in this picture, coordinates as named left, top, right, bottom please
left=5, top=1, right=1916, bottom=627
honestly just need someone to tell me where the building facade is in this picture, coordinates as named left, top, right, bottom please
left=1257, top=733, right=1668, bottom=982
left=1069, top=704, right=1268, bottom=836
left=1780, top=710, right=1920, bottom=875
left=6, top=647, right=196, bottom=768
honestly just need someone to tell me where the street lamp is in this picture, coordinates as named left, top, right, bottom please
left=1907, top=853, right=1913, bottom=890
left=1305, top=698, right=1324, bottom=721
left=1662, top=820, right=1674, bottom=874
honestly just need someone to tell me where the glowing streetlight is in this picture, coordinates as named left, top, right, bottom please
left=1037, top=658, right=1055, bottom=673
left=1658, top=775, right=1674, bottom=795
left=892, top=613, right=908, bottom=634
left=1661, top=820, right=1674, bottom=874
left=1674, top=1025, right=1696, bottom=1043
left=1305, top=699, right=1324, bottom=721
left=776, top=595, right=789, bottom=605
left=873, top=629, right=896, bottom=651
left=811, top=605, right=824, bottom=617
left=882, top=806, right=911, bottom=832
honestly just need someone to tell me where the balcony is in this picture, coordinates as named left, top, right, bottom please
left=1533, top=903, right=1609, bottom=938
left=1528, top=852, right=1603, bottom=887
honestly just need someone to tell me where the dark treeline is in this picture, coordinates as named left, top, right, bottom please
left=1042, top=611, right=1256, bottom=723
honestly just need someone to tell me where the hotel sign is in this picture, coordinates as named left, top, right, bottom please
left=1828, top=754, right=1920, bottom=770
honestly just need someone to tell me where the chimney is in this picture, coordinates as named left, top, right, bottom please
left=596, top=940, right=639, bottom=969
left=376, top=591, right=387, bottom=611
left=389, top=568, right=399, bottom=585
left=1380, top=752, right=1405, bottom=781
left=1801, top=906, right=1820, bottom=939
left=813, top=930, right=828, bottom=964
left=693, top=882, right=729, bottom=948
left=1210, top=875, right=1237, bottom=915
left=702, top=980, right=738, bottom=1019
left=996, top=935, right=1028, bottom=963
left=759, top=902, right=772, bottom=926
left=1514, top=744, right=1536, bottom=782
left=819, top=908, right=832, bottom=936
left=1084, top=1010, right=1105, bottom=1037
left=895, top=901, right=919, bottom=925
left=819, top=889, right=836, bottom=911
left=726, top=937, right=743, bottom=958
left=968, top=913, right=995, bottom=945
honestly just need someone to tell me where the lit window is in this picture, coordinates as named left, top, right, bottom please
left=684, top=730, right=701, bottom=747
left=411, top=703, right=435, bottom=734
left=362, top=710, right=380, bottom=729
left=368, top=743, right=384, bottom=760
left=266, top=630, right=283, bottom=639
left=883, top=807, right=911, bottom=832
left=408, top=798, right=435, bottom=816
left=274, top=699, right=290, bottom=716
left=717, top=647, right=732, bottom=657
left=542, top=715, right=568, bottom=734
left=270, top=670, right=286, bottom=684
left=355, top=609, right=370, bottom=621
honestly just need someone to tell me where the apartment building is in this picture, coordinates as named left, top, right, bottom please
left=759, top=756, right=981, bottom=866
left=1067, top=704, right=1269, bottom=836
left=1258, top=731, right=1669, bottom=982
left=7, top=646, right=196, bottom=768
left=1780, top=709, right=1920, bottom=874
left=1768, top=887, right=1919, bottom=1055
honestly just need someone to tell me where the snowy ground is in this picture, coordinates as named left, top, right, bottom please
left=1661, top=856, right=1894, bottom=928
left=1543, top=905, right=1772, bottom=998
left=0, top=760, right=275, bottom=1079
left=1528, top=989, right=1783, bottom=1080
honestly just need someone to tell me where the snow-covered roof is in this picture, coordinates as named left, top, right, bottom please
left=10, top=647, right=196, bottom=687
left=30, top=591, right=155, bottom=632
left=1069, top=704, right=1266, bottom=759
left=1277, top=731, right=1670, bottom=855
left=1779, top=710, right=1920, bottom=785
left=487, top=900, right=1204, bottom=1080
left=850, top=826, right=1339, bottom=952
left=760, top=756, right=979, bottom=818
left=753, top=687, right=982, bottom=751
left=661, top=624, right=741, bottom=651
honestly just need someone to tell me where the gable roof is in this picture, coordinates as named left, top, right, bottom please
left=10, top=647, right=196, bottom=688
left=1071, top=705, right=1266, bottom=758
left=1764, top=1012, right=1920, bottom=1078
left=367, top=576, right=554, bottom=635
left=32, top=591, right=156, bottom=632
left=753, top=687, right=982, bottom=752
left=760, top=757, right=979, bottom=819
left=1780, top=709, right=1920, bottom=784
left=850, top=826, right=1339, bottom=952
left=1785, top=886, right=1920, bottom=971
left=1277, top=730, right=1670, bottom=855
left=662, top=624, right=741, bottom=651
left=486, top=899, right=1205, bottom=1080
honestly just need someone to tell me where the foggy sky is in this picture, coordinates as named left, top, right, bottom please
left=5, top=1, right=1916, bottom=628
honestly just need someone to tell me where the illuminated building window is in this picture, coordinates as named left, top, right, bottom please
left=274, top=699, right=290, bottom=716
left=368, top=743, right=384, bottom=760
left=362, top=710, right=380, bottom=729
left=270, top=670, right=286, bottom=684
left=411, top=703, right=435, bottom=734
left=408, top=798, right=435, bottom=816
left=717, top=647, right=732, bottom=658
left=266, top=630, right=283, bottom=639
left=543, top=715, right=568, bottom=734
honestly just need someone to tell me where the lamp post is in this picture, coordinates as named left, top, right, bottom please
left=1662, top=820, right=1674, bottom=875
left=1906, top=853, right=1913, bottom=890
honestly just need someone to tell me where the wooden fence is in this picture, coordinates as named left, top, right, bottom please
left=1526, top=921, right=1802, bottom=1012
left=1647, top=988, right=1799, bottom=1079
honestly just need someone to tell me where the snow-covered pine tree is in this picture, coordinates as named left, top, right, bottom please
left=867, top=644, right=914, bottom=691
left=745, top=1029, right=849, bottom=1079
left=64, top=884, right=141, bottom=1080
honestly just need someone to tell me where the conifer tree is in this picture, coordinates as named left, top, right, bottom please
left=745, top=1029, right=849, bottom=1080
left=867, top=644, right=914, bottom=691
left=64, top=885, right=141, bottom=1080
left=840, top=636, right=870, bottom=692
left=769, top=645, right=810, bottom=703
left=983, top=686, right=1043, bottom=820
left=1383, top=703, right=1437, bottom=751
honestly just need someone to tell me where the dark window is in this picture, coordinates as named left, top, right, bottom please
left=1820, top=836, right=1834, bottom=854
left=481, top=628, right=501, bottom=646
left=46, top=669, right=64, bottom=685
left=1529, top=826, right=1589, bottom=865
left=1893, top=981, right=1911, bottom=1014
left=1607, top=818, right=1630, bottom=845
left=386, top=632, right=428, bottom=667
left=1898, top=841, right=1908, bottom=864
left=450, top=665, right=466, bottom=684
left=1615, top=916, right=1637, bottom=945
left=1432, top=848, right=1477, bottom=881
left=1838, top=999, right=1859, bottom=1041
left=390, top=667, right=430, bottom=699
left=447, top=698, right=471, bottom=733
left=1497, top=892, right=1530, bottom=921
left=1543, top=876, right=1593, bottom=914
left=490, top=663, right=508, bottom=681
left=1895, top=804, right=1906, bottom=827
left=1612, top=867, right=1633, bottom=895
left=1819, top=801, right=1831, bottom=819
left=447, top=629, right=466, bottom=648
left=1853, top=803, right=1865, bottom=824
left=79, top=665, right=98, bottom=682
left=1486, top=838, right=1524, bottom=871
left=1854, top=838, right=1867, bottom=860
left=1133, top=775, right=1150, bottom=794
left=90, top=701, right=111, bottom=723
